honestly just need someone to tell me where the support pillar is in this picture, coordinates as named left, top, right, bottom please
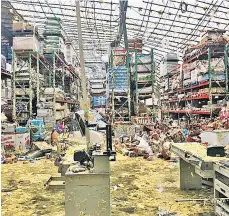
left=36, top=52, right=40, bottom=106
left=12, top=51, right=17, bottom=121
left=53, top=52, right=56, bottom=122
left=29, top=53, right=33, bottom=117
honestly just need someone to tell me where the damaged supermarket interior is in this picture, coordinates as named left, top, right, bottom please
left=1, top=0, right=229, bottom=215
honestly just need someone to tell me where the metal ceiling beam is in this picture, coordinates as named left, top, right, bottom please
left=11, top=7, right=118, bottom=22
left=8, top=0, right=116, bottom=11
left=142, top=0, right=229, bottom=24
left=22, top=14, right=119, bottom=27
left=10, top=2, right=119, bottom=18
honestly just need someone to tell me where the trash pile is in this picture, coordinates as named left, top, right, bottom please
left=114, top=117, right=229, bottom=160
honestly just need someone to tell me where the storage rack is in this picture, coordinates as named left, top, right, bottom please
left=214, top=162, right=229, bottom=215
left=132, top=49, right=155, bottom=116
left=108, top=49, right=131, bottom=123
left=161, top=43, right=229, bottom=120
left=12, top=49, right=80, bottom=126
left=90, top=78, right=106, bottom=109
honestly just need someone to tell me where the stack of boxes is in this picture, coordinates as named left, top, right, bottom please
left=65, top=42, right=73, bottom=65
left=160, top=53, right=179, bottom=91
left=108, top=66, right=128, bottom=93
left=12, top=21, right=39, bottom=52
left=43, top=17, right=65, bottom=54
left=183, top=58, right=226, bottom=86
left=128, top=39, right=143, bottom=53
left=132, top=54, right=153, bottom=95
left=37, top=88, right=56, bottom=130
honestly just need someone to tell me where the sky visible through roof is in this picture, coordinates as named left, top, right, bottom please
left=7, top=0, right=229, bottom=68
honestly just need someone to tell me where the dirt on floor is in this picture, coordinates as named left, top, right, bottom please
left=1, top=154, right=214, bottom=216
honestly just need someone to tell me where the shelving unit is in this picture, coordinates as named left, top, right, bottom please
left=12, top=50, right=80, bottom=126
left=161, top=43, right=229, bottom=120
left=214, top=162, right=229, bottom=215
left=108, top=48, right=131, bottom=123
left=132, top=50, right=155, bottom=116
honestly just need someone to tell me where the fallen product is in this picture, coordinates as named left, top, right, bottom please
left=26, top=149, right=52, bottom=159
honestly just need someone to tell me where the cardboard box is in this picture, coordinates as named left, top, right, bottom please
left=15, top=133, right=30, bottom=150
left=13, top=21, right=26, bottom=31
left=2, top=133, right=30, bottom=151
left=1, top=134, right=15, bottom=147
left=13, top=36, right=39, bottom=51
left=25, top=24, right=38, bottom=32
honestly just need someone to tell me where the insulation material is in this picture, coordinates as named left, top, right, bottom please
left=43, top=17, right=65, bottom=53
left=13, top=36, right=39, bottom=51
left=44, top=17, right=62, bottom=35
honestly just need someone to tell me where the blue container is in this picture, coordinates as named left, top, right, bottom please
left=15, top=127, right=27, bottom=133
left=28, top=120, right=45, bottom=141
left=30, top=120, right=44, bottom=126
left=93, top=96, right=106, bottom=107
